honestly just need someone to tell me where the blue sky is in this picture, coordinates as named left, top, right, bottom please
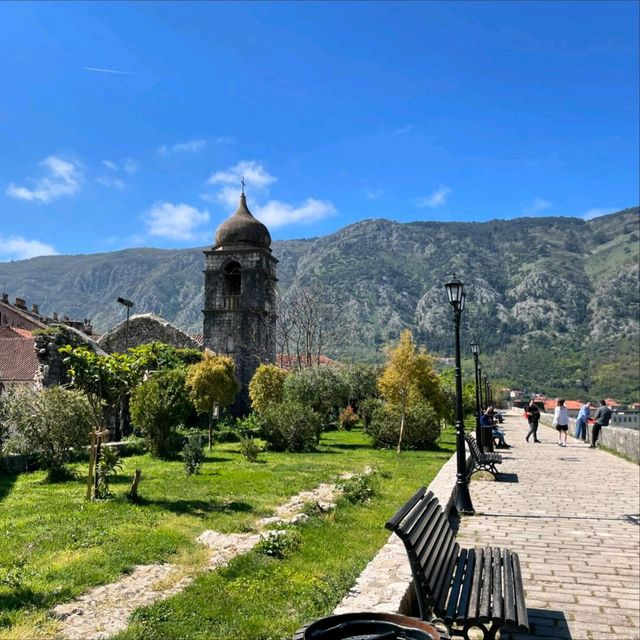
left=0, top=1, right=638, bottom=259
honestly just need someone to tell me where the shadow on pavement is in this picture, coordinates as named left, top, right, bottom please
left=505, top=608, right=571, bottom=639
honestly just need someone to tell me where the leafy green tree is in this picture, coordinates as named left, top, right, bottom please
left=378, top=330, right=445, bottom=453
left=60, top=345, right=135, bottom=428
left=336, top=363, right=382, bottom=414
left=249, top=364, right=288, bottom=413
left=4, top=387, right=96, bottom=480
left=186, top=354, right=239, bottom=449
left=283, top=366, right=350, bottom=427
left=130, top=367, right=193, bottom=457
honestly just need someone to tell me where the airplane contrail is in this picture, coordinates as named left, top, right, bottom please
left=83, top=67, right=136, bottom=75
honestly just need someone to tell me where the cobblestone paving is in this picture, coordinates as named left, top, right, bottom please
left=457, top=411, right=640, bottom=640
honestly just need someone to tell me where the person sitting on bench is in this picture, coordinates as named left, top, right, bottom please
left=482, top=407, right=511, bottom=448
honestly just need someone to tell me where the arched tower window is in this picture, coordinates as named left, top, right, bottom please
left=224, top=261, right=241, bottom=296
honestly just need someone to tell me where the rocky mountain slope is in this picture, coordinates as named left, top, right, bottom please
left=1, top=207, right=638, bottom=400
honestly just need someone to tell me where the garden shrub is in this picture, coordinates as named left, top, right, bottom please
left=338, top=471, right=377, bottom=504
left=95, top=447, right=123, bottom=498
left=260, top=400, right=322, bottom=452
left=256, top=528, right=302, bottom=558
left=369, top=400, right=441, bottom=450
left=239, top=436, right=262, bottom=462
left=283, top=366, right=349, bottom=427
left=3, top=386, right=95, bottom=480
left=249, top=364, right=288, bottom=413
left=130, top=367, right=192, bottom=457
left=338, top=406, right=358, bottom=431
left=183, top=435, right=205, bottom=475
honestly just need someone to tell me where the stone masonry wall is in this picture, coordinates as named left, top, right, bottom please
left=98, top=314, right=201, bottom=354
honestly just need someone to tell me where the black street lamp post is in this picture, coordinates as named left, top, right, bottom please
left=470, top=342, right=482, bottom=447
left=444, top=275, right=475, bottom=516
left=478, top=365, right=483, bottom=410
left=117, top=297, right=134, bottom=350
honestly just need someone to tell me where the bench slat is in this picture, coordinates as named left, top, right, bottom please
left=503, top=549, right=517, bottom=628
left=479, top=547, right=493, bottom=623
left=513, top=551, right=529, bottom=631
left=491, top=548, right=504, bottom=623
left=385, top=486, right=429, bottom=531
left=444, top=549, right=467, bottom=623
left=455, top=547, right=476, bottom=624
left=417, top=516, right=454, bottom=592
left=433, top=542, right=459, bottom=613
left=467, top=546, right=483, bottom=620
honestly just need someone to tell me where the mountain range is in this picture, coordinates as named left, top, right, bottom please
left=1, top=207, right=638, bottom=401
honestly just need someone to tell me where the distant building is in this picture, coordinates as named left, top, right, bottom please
left=0, top=327, right=39, bottom=394
left=202, top=191, right=277, bottom=414
left=0, top=292, right=93, bottom=335
left=276, top=353, right=337, bottom=370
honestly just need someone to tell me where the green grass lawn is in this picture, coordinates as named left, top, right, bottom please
left=0, top=427, right=456, bottom=639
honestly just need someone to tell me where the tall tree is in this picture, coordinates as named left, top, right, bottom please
left=378, top=330, right=444, bottom=453
left=185, top=353, right=239, bottom=449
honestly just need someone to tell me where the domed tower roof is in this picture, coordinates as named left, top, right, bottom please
left=214, top=193, right=271, bottom=249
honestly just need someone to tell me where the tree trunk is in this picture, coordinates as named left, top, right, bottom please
left=208, top=410, right=213, bottom=450
left=397, top=400, right=406, bottom=454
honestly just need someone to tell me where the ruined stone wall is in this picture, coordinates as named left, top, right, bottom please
left=97, top=314, right=201, bottom=354
left=34, top=325, right=105, bottom=388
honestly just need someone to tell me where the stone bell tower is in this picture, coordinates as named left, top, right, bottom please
left=203, top=188, right=277, bottom=414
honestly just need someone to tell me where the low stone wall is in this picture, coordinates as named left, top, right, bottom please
left=538, top=413, right=639, bottom=463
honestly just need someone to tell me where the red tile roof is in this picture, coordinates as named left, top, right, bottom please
left=276, top=353, right=337, bottom=370
left=0, top=327, right=38, bottom=382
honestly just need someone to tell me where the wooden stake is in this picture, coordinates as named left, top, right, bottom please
left=86, top=427, right=97, bottom=501
left=128, top=469, right=142, bottom=500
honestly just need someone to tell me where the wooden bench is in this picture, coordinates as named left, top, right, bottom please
left=386, top=487, right=529, bottom=640
left=465, top=434, right=502, bottom=480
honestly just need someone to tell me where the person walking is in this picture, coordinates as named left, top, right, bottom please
left=525, top=399, right=541, bottom=442
left=553, top=398, right=569, bottom=447
left=590, top=399, right=612, bottom=448
left=575, top=401, right=591, bottom=442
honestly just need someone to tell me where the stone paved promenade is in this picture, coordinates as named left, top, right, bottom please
left=457, top=410, right=640, bottom=640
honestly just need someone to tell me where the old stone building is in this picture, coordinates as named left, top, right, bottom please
left=203, top=191, right=277, bottom=413
left=98, top=313, right=201, bottom=354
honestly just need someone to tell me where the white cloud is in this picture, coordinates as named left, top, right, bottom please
left=394, top=124, right=413, bottom=135
left=145, top=202, right=210, bottom=240
left=523, top=197, right=552, bottom=215
left=123, top=158, right=137, bottom=174
left=365, top=188, right=383, bottom=200
left=205, top=160, right=336, bottom=229
left=583, top=207, right=617, bottom=220
left=255, top=198, right=336, bottom=229
left=416, top=185, right=451, bottom=208
left=158, top=139, right=206, bottom=155
left=0, top=235, right=57, bottom=260
left=98, top=158, right=137, bottom=189
left=97, top=176, right=125, bottom=190
left=208, top=160, right=276, bottom=190
left=6, top=156, right=83, bottom=204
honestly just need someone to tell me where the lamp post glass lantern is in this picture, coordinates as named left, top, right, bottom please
left=444, top=275, right=475, bottom=516
left=470, top=342, right=482, bottom=448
